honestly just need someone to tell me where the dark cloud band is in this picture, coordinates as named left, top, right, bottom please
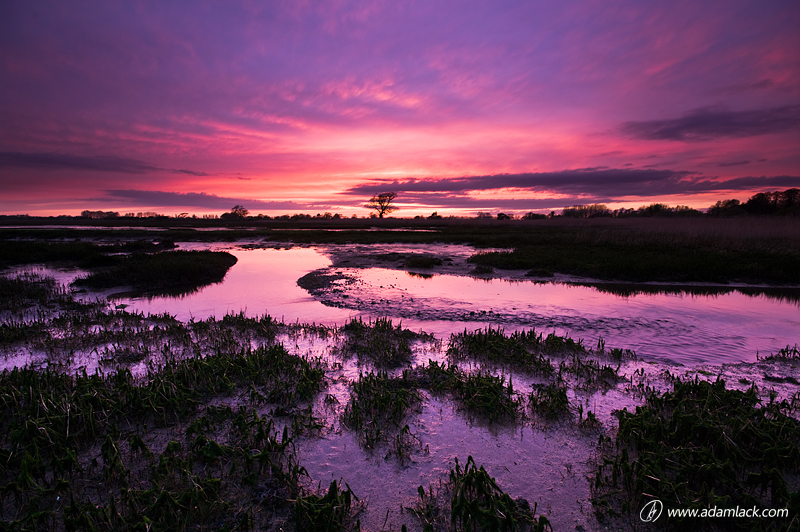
left=621, top=105, right=800, bottom=142
left=343, top=169, right=800, bottom=202
left=101, top=190, right=327, bottom=211
left=0, top=152, right=210, bottom=177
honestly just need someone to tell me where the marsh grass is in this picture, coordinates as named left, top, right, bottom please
left=448, top=327, right=591, bottom=375
left=342, top=371, right=421, bottom=452
left=404, top=255, right=443, bottom=269
left=572, top=216, right=800, bottom=255
left=73, top=250, right=238, bottom=294
left=417, top=361, right=521, bottom=423
left=295, top=479, right=361, bottom=532
left=758, top=344, right=800, bottom=361
left=0, top=335, right=330, bottom=531
left=411, top=456, right=552, bottom=532
left=592, top=378, right=800, bottom=529
left=528, top=382, right=570, bottom=420
left=560, top=355, right=623, bottom=391
left=341, top=317, right=430, bottom=368
left=1, top=271, right=96, bottom=318
left=469, top=244, right=800, bottom=284
left=0, top=241, right=114, bottom=269
left=445, top=329, right=629, bottom=423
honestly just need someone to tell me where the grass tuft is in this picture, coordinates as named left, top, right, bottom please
left=592, top=378, right=800, bottom=529
left=412, top=456, right=552, bottom=532
left=341, top=317, right=428, bottom=368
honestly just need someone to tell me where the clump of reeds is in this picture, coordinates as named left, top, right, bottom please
left=758, top=344, right=800, bottom=361
left=529, top=382, right=570, bottom=419
left=341, top=317, right=429, bottom=368
left=417, top=361, right=521, bottom=423
left=448, top=327, right=586, bottom=375
left=295, top=479, right=361, bottom=532
left=342, top=371, right=420, bottom=451
left=559, top=354, right=622, bottom=390
left=411, top=456, right=552, bottom=532
left=404, top=255, right=443, bottom=269
left=592, top=377, right=800, bottom=528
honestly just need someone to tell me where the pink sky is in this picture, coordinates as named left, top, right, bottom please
left=1, top=1, right=798, bottom=217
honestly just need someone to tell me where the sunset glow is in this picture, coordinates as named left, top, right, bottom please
left=1, top=1, right=798, bottom=216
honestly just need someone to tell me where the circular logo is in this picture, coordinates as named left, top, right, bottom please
left=640, top=499, right=664, bottom=522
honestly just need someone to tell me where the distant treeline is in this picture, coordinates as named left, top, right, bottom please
left=562, top=188, right=799, bottom=218
left=61, top=188, right=800, bottom=221
left=707, top=188, right=799, bottom=216
left=561, top=203, right=702, bottom=218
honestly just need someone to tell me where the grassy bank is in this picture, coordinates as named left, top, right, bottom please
left=73, top=250, right=237, bottom=294
left=3, top=217, right=799, bottom=285
left=592, top=378, right=800, bottom=530
left=468, top=242, right=800, bottom=284
left=0, top=344, right=327, bottom=531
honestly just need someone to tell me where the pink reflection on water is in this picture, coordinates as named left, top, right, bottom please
left=352, top=269, right=800, bottom=365
left=116, top=246, right=800, bottom=366
left=120, top=247, right=356, bottom=324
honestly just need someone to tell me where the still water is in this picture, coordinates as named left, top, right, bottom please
left=118, top=245, right=799, bottom=366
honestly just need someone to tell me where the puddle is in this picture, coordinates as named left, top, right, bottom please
left=96, top=244, right=800, bottom=366
left=297, top=395, right=598, bottom=531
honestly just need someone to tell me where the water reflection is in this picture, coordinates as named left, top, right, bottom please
left=579, top=282, right=800, bottom=304
left=119, top=247, right=356, bottom=324
left=113, top=246, right=800, bottom=366
left=309, top=266, right=800, bottom=366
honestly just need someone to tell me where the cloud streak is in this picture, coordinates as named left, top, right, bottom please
left=101, top=190, right=328, bottom=211
left=344, top=168, right=800, bottom=203
left=621, top=105, right=800, bottom=142
left=0, top=152, right=211, bottom=177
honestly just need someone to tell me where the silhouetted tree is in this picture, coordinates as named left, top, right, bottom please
left=742, top=189, right=800, bottom=215
left=364, top=192, right=398, bottom=218
left=221, top=205, right=249, bottom=220
left=81, top=210, right=119, bottom=219
left=231, top=205, right=249, bottom=217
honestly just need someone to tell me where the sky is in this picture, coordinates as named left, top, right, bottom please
left=1, top=0, right=799, bottom=217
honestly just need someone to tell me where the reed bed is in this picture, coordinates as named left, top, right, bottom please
left=411, top=456, right=552, bottom=532
left=592, top=378, right=800, bottom=530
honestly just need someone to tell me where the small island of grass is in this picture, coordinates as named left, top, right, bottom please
left=73, top=250, right=238, bottom=293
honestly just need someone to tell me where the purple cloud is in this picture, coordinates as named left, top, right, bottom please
left=0, top=152, right=210, bottom=176
left=100, top=190, right=329, bottom=211
left=344, top=168, right=800, bottom=200
left=621, top=105, right=800, bottom=142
